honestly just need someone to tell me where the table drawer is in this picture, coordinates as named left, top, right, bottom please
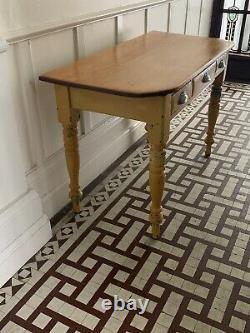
left=171, top=81, right=192, bottom=116
left=216, top=54, right=228, bottom=75
left=193, top=62, right=216, bottom=97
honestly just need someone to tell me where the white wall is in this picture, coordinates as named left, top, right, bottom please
left=0, top=0, right=140, bottom=35
left=0, top=49, right=51, bottom=287
left=0, top=0, right=214, bottom=219
left=0, top=0, right=213, bottom=285
left=0, top=51, right=27, bottom=209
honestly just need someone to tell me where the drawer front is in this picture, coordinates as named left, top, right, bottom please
left=171, top=81, right=192, bottom=116
left=193, top=62, right=216, bottom=97
left=216, top=54, right=228, bottom=75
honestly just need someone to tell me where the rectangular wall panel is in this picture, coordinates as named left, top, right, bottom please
left=185, top=0, right=203, bottom=36
left=169, top=0, right=188, bottom=34
left=79, top=18, right=116, bottom=132
left=0, top=51, right=29, bottom=208
left=8, top=43, right=35, bottom=172
left=199, top=0, right=213, bottom=36
left=30, top=29, right=75, bottom=158
left=147, top=3, right=169, bottom=32
left=121, top=10, right=145, bottom=41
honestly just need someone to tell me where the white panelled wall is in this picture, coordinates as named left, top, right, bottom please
left=0, top=0, right=213, bottom=287
left=0, top=49, right=51, bottom=287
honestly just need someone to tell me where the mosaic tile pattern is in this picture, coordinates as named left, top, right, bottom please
left=0, top=83, right=250, bottom=332
left=0, top=86, right=210, bottom=307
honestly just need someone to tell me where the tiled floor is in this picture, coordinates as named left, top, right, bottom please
left=0, top=83, right=250, bottom=332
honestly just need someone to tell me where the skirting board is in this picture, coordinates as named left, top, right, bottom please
left=0, top=191, right=52, bottom=287
left=28, top=118, right=145, bottom=218
left=0, top=215, right=51, bottom=287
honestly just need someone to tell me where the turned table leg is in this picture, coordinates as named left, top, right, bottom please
left=62, top=123, right=81, bottom=213
left=205, top=72, right=224, bottom=158
left=148, top=139, right=166, bottom=239
left=146, top=97, right=170, bottom=239
left=55, top=85, right=82, bottom=213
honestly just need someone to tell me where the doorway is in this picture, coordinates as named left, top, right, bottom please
left=210, top=0, right=250, bottom=83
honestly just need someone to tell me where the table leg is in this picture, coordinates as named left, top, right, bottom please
left=55, top=85, right=82, bottom=213
left=62, top=123, right=81, bottom=213
left=148, top=139, right=166, bottom=239
left=205, top=72, right=224, bottom=158
left=146, top=98, right=170, bottom=238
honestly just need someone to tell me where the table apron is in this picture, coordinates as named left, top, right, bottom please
left=69, top=87, right=167, bottom=123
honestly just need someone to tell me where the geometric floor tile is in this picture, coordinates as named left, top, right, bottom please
left=0, top=82, right=250, bottom=332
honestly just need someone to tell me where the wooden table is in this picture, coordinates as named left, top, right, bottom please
left=40, top=31, right=233, bottom=239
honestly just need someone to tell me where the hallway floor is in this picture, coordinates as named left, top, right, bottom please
left=0, top=83, right=250, bottom=333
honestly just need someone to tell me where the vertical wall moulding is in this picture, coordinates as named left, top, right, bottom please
left=145, top=8, right=149, bottom=33
left=73, top=25, right=87, bottom=136
left=115, top=15, right=124, bottom=44
left=184, top=0, right=189, bottom=34
left=198, top=0, right=204, bottom=35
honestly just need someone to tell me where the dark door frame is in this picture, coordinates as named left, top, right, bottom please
left=210, top=0, right=250, bottom=83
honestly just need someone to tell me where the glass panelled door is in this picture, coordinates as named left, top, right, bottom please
left=210, top=0, right=250, bottom=82
left=221, top=0, right=250, bottom=53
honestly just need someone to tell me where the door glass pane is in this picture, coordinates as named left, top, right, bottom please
left=220, top=12, right=244, bottom=50
left=224, top=0, right=246, bottom=10
left=242, top=15, right=250, bottom=52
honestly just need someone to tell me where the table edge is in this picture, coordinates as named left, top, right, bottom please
left=39, top=45, right=233, bottom=98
